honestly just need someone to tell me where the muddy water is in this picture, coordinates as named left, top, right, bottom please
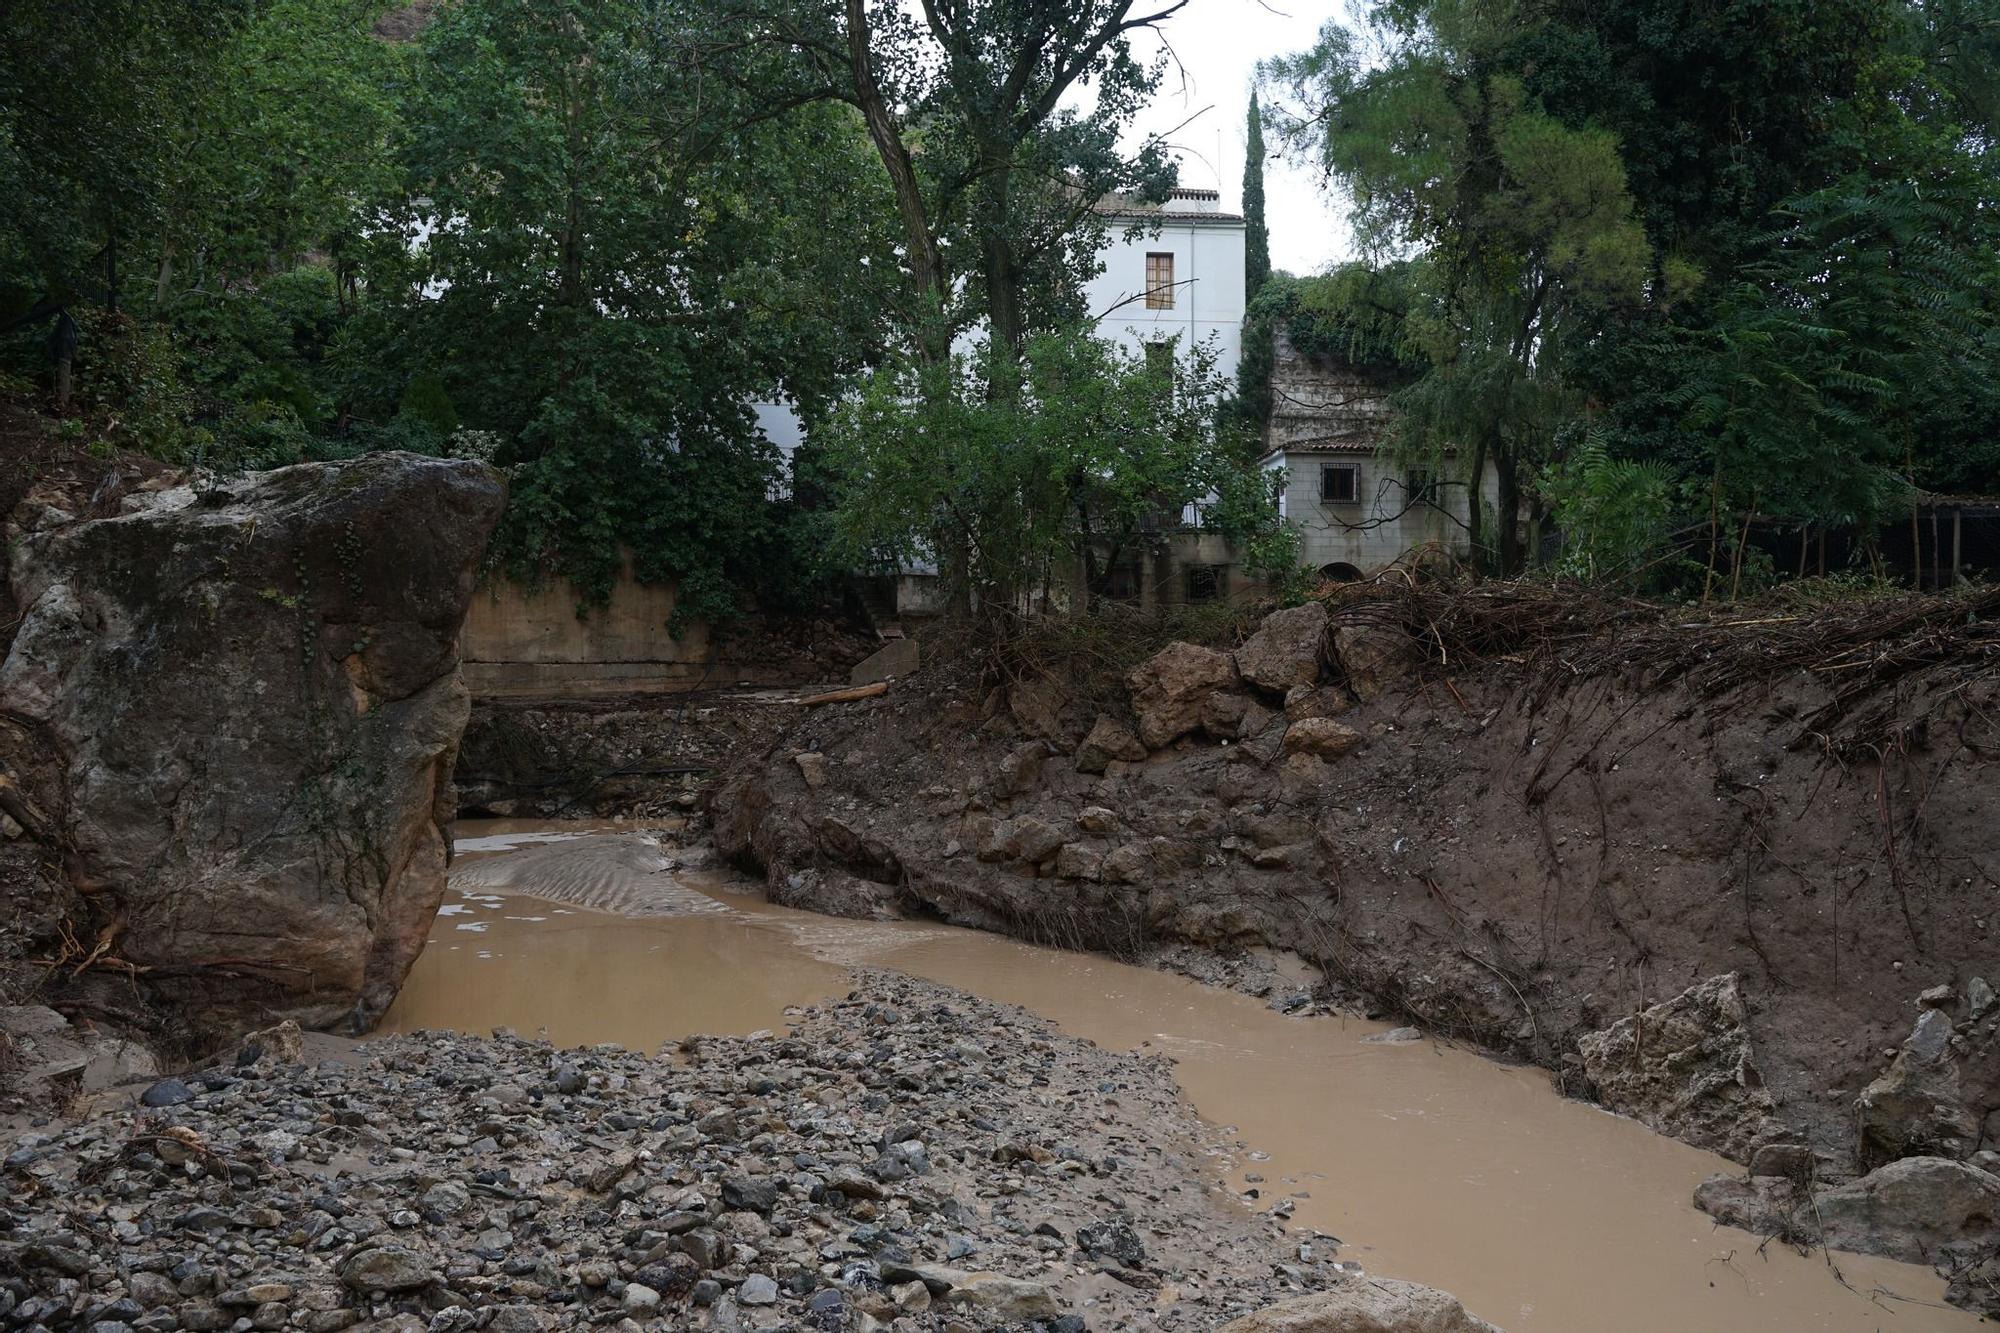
left=381, top=823, right=1978, bottom=1333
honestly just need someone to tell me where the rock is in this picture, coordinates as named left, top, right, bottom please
left=1075, top=716, right=1147, bottom=773
left=1967, top=975, right=1995, bottom=1018
left=944, top=1273, right=1060, bottom=1320
left=1100, top=843, right=1153, bottom=885
left=1125, top=642, right=1241, bottom=748
left=620, top=1283, right=661, bottom=1316
left=1575, top=973, right=1778, bottom=1160
left=1692, top=1173, right=1806, bottom=1241
left=1235, top=602, right=1327, bottom=694
left=890, top=1280, right=931, bottom=1313
left=721, top=1176, right=779, bottom=1214
left=996, top=741, right=1050, bottom=796
left=1747, top=1142, right=1815, bottom=1181
left=232, top=1020, right=304, bottom=1069
left=989, top=817, right=1065, bottom=865
left=1007, top=675, right=1073, bottom=743
left=794, top=752, right=828, bottom=791
left=1331, top=622, right=1421, bottom=700
left=1282, top=684, right=1348, bottom=721
left=1365, top=1027, right=1422, bottom=1045
left=737, top=1274, right=779, bottom=1306
left=1918, top=983, right=1958, bottom=1011
left=0, top=453, right=506, bottom=1030
left=1813, top=1157, right=2000, bottom=1264
left=1076, top=805, right=1120, bottom=834
left=1219, top=1276, right=1502, bottom=1332
left=1282, top=718, right=1363, bottom=760
left=140, top=1078, right=196, bottom=1108
left=1075, top=1218, right=1147, bottom=1268
left=337, top=1246, right=432, bottom=1292
left=1053, top=844, right=1103, bottom=881
left=1855, top=1007, right=1979, bottom=1168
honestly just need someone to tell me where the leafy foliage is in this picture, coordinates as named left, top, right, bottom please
left=822, top=329, right=1295, bottom=610
left=1266, top=0, right=2000, bottom=587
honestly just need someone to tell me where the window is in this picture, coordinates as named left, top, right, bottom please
left=1320, top=464, right=1359, bottom=504
left=1405, top=470, right=1440, bottom=505
left=1185, top=563, right=1227, bottom=602
left=1100, top=560, right=1141, bottom=603
left=1145, top=252, right=1175, bottom=309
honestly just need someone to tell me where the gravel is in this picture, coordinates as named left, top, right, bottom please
left=1, top=973, right=1346, bottom=1330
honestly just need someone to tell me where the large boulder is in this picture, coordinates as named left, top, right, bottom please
left=1332, top=622, right=1421, bottom=701
left=1074, top=715, right=1147, bottom=773
left=1574, top=973, right=1780, bottom=1160
left=1855, top=1007, right=1980, bottom=1168
left=1, top=453, right=505, bottom=1032
left=1219, top=1277, right=1503, bottom=1332
left=1696, top=1157, right=2000, bottom=1270
left=1235, top=602, right=1327, bottom=694
left=1814, top=1157, right=2000, bottom=1265
left=1125, top=642, right=1241, bottom=748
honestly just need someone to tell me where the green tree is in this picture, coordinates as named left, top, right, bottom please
left=1267, top=15, right=1655, bottom=570
left=721, top=0, right=1184, bottom=369
left=1267, top=0, right=2000, bottom=583
left=822, top=330, right=1293, bottom=610
left=375, top=0, right=901, bottom=624
left=0, top=1, right=249, bottom=396
left=1242, top=95, right=1270, bottom=299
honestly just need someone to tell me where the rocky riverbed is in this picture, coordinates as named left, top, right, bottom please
left=0, top=972, right=1500, bottom=1333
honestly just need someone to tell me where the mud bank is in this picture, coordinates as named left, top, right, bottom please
left=710, top=585, right=2000, bottom=1312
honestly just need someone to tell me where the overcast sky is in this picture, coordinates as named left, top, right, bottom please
left=1120, top=0, right=1356, bottom=276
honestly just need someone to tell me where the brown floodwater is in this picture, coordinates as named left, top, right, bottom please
left=380, top=822, right=1980, bottom=1333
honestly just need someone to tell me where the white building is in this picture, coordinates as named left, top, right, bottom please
left=1083, top=186, right=1246, bottom=374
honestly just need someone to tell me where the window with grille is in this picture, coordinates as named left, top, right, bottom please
left=1145, top=252, right=1175, bottom=309
left=1185, top=563, right=1226, bottom=602
left=1321, top=464, right=1359, bottom=504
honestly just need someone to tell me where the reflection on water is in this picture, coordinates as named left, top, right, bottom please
left=381, top=821, right=1979, bottom=1333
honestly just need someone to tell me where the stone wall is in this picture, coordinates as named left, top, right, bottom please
left=461, top=564, right=872, bottom=698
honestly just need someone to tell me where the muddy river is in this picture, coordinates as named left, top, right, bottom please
left=381, top=822, right=1978, bottom=1332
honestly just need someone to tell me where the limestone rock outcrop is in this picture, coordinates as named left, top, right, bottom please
left=1220, top=1277, right=1504, bottom=1332
left=1575, top=973, right=1780, bottom=1159
left=1855, top=1006, right=1979, bottom=1168
left=1, top=453, right=505, bottom=1032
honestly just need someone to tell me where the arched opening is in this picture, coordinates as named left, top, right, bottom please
left=1317, top=562, right=1365, bottom=585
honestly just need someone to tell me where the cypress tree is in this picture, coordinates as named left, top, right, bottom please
left=1243, top=94, right=1271, bottom=298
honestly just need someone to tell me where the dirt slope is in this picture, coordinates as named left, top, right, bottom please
left=713, top=583, right=2000, bottom=1184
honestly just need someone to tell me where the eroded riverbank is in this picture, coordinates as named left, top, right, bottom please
left=379, top=822, right=1983, bottom=1332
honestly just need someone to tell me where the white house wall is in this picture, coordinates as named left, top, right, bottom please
left=1083, top=217, right=1246, bottom=375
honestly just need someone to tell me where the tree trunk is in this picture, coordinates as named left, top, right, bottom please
left=1464, top=435, right=1488, bottom=571
left=845, top=0, right=948, bottom=364
left=49, top=309, right=77, bottom=411
left=1494, top=447, right=1522, bottom=575
left=154, top=240, right=177, bottom=307
left=978, top=141, right=1026, bottom=367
